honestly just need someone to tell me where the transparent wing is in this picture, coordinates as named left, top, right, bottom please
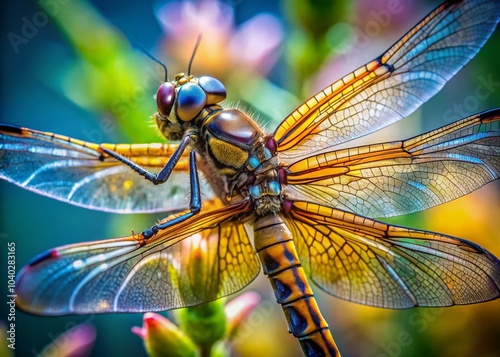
left=285, top=200, right=500, bottom=308
left=284, top=109, right=500, bottom=218
left=16, top=199, right=259, bottom=315
left=0, top=123, right=215, bottom=213
left=274, top=0, right=500, bottom=161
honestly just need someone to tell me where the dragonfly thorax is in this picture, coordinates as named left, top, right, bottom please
left=196, top=106, right=282, bottom=215
left=196, top=108, right=264, bottom=187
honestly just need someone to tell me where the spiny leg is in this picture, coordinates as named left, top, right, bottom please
left=99, top=135, right=192, bottom=185
left=141, top=150, right=201, bottom=240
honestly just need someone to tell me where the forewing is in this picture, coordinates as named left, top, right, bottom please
left=0, top=124, right=214, bottom=213
left=16, top=199, right=259, bottom=315
left=274, top=0, right=500, bottom=161
left=284, top=109, right=500, bottom=217
left=285, top=200, right=500, bottom=308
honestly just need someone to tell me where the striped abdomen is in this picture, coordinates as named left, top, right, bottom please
left=253, top=214, right=340, bottom=357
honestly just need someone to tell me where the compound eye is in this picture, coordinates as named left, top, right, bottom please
left=177, top=83, right=207, bottom=122
left=198, top=76, right=226, bottom=105
left=156, top=82, right=175, bottom=117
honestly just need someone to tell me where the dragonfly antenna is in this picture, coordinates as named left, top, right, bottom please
left=134, top=41, right=168, bottom=82
left=187, top=35, right=202, bottom=76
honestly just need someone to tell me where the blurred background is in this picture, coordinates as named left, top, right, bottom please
left=0, top=0, right=499, bottom=356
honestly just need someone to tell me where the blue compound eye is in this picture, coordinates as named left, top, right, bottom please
left=176, top=83, right=207, bottom=122
left=156, top=82, right=175, bottom=117
left=198, top=76, right=226, bottom=105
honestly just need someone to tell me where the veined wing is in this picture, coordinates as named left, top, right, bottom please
left=274, top=0, right=500, bottom=161
left=16, top=199, right=259, bottom=315
left=0, top=123, right=214, bottom=213
left=284, top=109, right=500, bottom=218
left=284, top=200, right=500, bottom=308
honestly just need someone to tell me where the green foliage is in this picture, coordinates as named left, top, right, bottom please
left=284, top=0, right=351, bottom=95
left=177, top=300, right=227, bottom=356
left=38, top=0, right=159, bottom=142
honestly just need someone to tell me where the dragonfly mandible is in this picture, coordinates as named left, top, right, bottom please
left=1, top=0, right=500, bottom=356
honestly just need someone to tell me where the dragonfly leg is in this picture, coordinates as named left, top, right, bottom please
left=99, top=135, right=192, bottom=185
left=141, top=150, right=201, bottom=240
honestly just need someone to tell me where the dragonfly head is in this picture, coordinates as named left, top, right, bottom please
left=156, top=74, right=227, bottom=121
left=155, top=73, right=227, bottom=140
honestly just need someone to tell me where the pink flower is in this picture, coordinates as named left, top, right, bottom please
left=132, top=312, right=197, bottom=357
left=225, top=291, right=261, bottom=339
left=156, top=0, right=283, bottom=78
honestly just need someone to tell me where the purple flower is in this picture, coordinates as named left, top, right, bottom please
left=36, top=323, right=96, bottom=357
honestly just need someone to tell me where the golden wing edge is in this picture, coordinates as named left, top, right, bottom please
left=15, top=199, right=254, bottom=316
left=283, top=108, right=500, bottom=217
left=285, top=199, right=500, bottom=309
left=272, top=0, right=500, bottom=154
left=0, top=123, right=196, bottom=214
left=0, top=123, right=187, bottom=165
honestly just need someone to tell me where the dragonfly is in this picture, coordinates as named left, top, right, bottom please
left=1, top=0, right=500, bottom=356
